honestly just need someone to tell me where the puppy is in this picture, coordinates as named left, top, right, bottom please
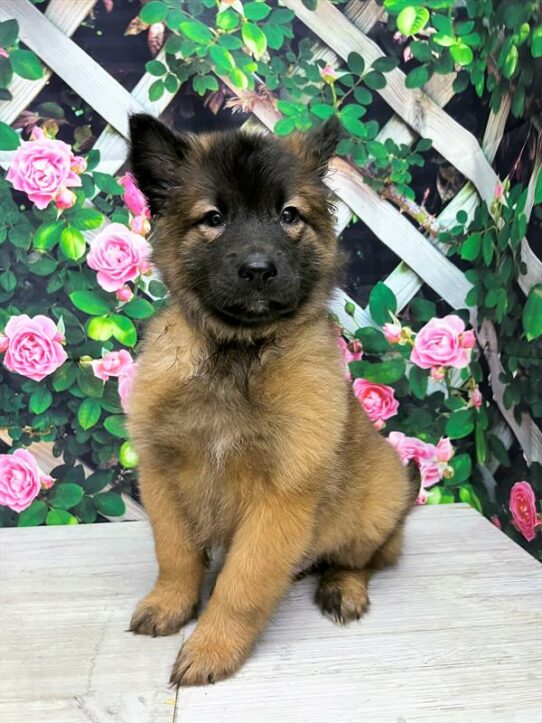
left=127, top=114, right=415, bottom=686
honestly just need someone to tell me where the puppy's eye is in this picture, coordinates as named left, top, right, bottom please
left=280, top=207, right=299, bottom=225
left=203, top=211, right=224, bottom=227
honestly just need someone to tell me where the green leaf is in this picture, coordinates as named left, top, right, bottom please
left=120, top=440, right=139, bottom=468
left=0, top=19, right=19, bottom=48
left=70, top=290, right=112, bottom=316
left=396, top=6, right=429, bottom=36
left=475, top=421, right=487, bottom=465
left=77, top=398, right=101, bottom=430
left=0, top=269, right=16, bottom=292
left=0, top=57, right=13, bottom=90
left=228, top=67, right=249, bottom=90
left=140, top=0, right=168, bottom=24
left=460, top=232, right=481, bottom=261
left=49, top=483, right=85, bottom=510
left=59, top=227, right=86, bottom=261
left=94, top=492, right=126, bottom=517
left=522, top=284, right=542, bottom=341
left=369, top=281, right=397, bottom=324
left=353, top=86, right=373, bottom=105
left=458, top=483, right=482, bottom=513
left=405, top=65, right=430, bottom=88
left=372, top=56, right=399, bottom=72
left=347, top=52, right=365, bottom=75
left=180, top=20, right=213, bottom=44
left=52, top=362, right=77, bottom=392
left=445, top=409, right=475, bottom=439
left=29, top=386, right=53, bottom=414
left=363, top=70, right=386, bottom=90
left=87, top=316, right=114, bottom=341
left=274, top=117, right=295, bottom=136
left=110, top=314, right=137, bottom=347
left=216, top=9, right=239, bottom=30
left=534, top=168, right=542, bottom=206
left=46, top=509, right=78, bottom=525
left=409, top=365, right=428, bottom=399
left=354, top=327, right=390, bottom=353
left=18, top=499, right=47, bottom=527
left=450, top=43, right=474, bottom=66
left=244, top=2, right=271, bottom=21
left=72, top=496, right=97, bottom=524
left=209, top=44, right=235, bottom=72
left=69, top=208, right=104, bottom=231
left=349, top=358, right=405, bottom=384
left=532, top=26, right=542, bottom=58
left=145, top=59, right=166, bottom=76
left=93, top=172, right=123, bottom=195
left=409, top=298, right=436, bottom=321
left=34, top=221, right=64, bottom=251
left=502, top=43, right=518, bottom=79
left=149, top=79, right=165, bottom=102
left=426, top=486, right=455, bottom=505
left=82, top=470, right=113, bottom=494
left=10, top=49, right=43, bottom=80
left=0, top=121, right=20, bottom=150
left=77, top=366, right=104, bottom=398
left=104, top=415, right=127, bottom=438
left=121, top=297, right=155, bottom=319
left=311, top=103, right=334, bottom=120
left=446, top=453, right=472, bottom=484
left=242, top=22, right=267, bottom=59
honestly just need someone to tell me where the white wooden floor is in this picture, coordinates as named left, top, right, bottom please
left=1, top=505, right=541, bottom=723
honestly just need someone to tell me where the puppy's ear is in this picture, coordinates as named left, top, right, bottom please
left=305, top=116, right=341, bottom=176
left=128, top=114, right=189, bottom=215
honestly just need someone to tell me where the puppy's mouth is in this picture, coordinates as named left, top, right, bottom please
left=214, top=298, right=298, bottom=326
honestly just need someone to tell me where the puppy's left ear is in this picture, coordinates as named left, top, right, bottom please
left=128, top=113, right=190, bottom=215
left=305, top=116, right=341, bottom=177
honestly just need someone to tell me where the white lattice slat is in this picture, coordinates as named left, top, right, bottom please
left=281, top=0, right=498, bottom=205
left=0, top=0, right=97, bottom=126
left=0, top=0, right=147, bottom=137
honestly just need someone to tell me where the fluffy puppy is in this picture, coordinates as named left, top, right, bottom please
left=127, top=114, right=415, bottom=686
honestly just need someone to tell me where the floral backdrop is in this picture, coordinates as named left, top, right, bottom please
left=0, top=0, right=541, bottom=560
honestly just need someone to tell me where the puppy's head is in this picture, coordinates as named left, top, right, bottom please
left=129, top=114, right=341, bottom=339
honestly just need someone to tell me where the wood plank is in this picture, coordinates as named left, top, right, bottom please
left=0, top=0, right=148, bottom=138
left=0, top=0, right=97, bottom=126
left=1, top=505, right=541, bottom=722
left=281, top=0, right=498, bottom=205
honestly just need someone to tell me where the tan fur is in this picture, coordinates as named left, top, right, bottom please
left=126, top=119, right=415, bottom=686
left=128, top=308, right=413, bottom=685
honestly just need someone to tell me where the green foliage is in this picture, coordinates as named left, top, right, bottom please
left=0, top=20, right=43, bottom=103
left=385, top=0, right=541, bottom=118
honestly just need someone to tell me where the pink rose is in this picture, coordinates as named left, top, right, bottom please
left=494, top=181, right=505, bottom=201
left=470, top=386, right=483, bottom=409
left=509, top=481, right=541, bottom=542
left=430, top=366, right=446, bottom=382
left=70, top=155, right=87, bottom=174
left=118, top=173, right=150, bottom=219
left=2, top=314, right=67, bottom=382
left=411, top=315, right=475, bottom=370
left=387, top=432, right=454, bottom=489
left=118, top=362, right=138, bottom=413
left=383, top=322, right=402, bottom=344
left=0, top=449, right=53, bottom=513
left=320, top=64, right=337, bottom=83
left=337, top=336, right=362, bottom=380
left=0, top=48, right=9, bottom=59
left=130, top=215, right=151, bottom=236
left=353, top=379, right=399, bottom=430
left=490, top=515, right=502, bottom=530
left=91, top=349, right=133, bottom=382
left=87, top=223, right=152, bottom=292
left=6, top=132, right=82, bottom=209
left=54, top=187, right=76, bottom=210
left=116, top=285, right=134, bottom=303
left=0, top=334, right=8, bottom=353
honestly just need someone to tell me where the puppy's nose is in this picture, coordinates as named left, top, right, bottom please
left=238, top=253, right=277, bottom=283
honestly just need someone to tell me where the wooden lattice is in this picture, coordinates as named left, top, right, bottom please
left=0, top=0, right=541, bottom=518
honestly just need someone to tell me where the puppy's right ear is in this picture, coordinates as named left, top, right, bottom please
left=128, top=114, right=189, bottom=216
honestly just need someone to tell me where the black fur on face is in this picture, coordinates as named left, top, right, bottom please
left=129, top=114, right=341, bottom=338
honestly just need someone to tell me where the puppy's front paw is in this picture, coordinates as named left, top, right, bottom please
left=316, top=569, right=370, bottom=624
left=169, top=632, right=244, bottom=686
left=129, top=585, right=198, bottom=637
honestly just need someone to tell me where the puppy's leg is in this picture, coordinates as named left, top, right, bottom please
left=130, top=460, right=205, bottom=637
left=315, top=520, right=406, bottom=624
left=170, top=492, right=315, bottom=686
